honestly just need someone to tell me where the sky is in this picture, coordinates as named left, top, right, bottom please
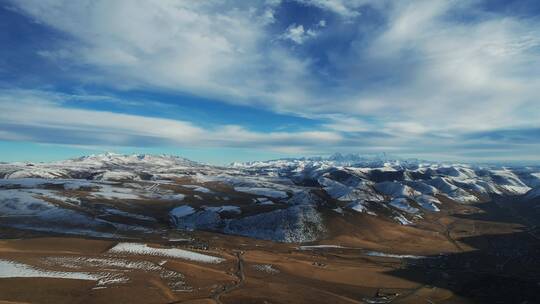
left=0, top=0, right=539, bottom=164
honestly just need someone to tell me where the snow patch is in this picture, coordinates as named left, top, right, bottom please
left=203, top=205, right=241, bottom=214
left=95, top=171, right=140, bottom=181
left=298, top=245, right=345, bottom=250
left=253, top=264, right=280, bottom=274
left=0, top=259, right=101, bottom=281
left=169, top=205, right=196, bottom=218
left=347, top=201, right=367, bottom=213
left=254, top=197, right=274, bottom=205
left=234, top=187, right=288, bottom=199
left=414, top=195, right=440, bottom=212
left=108, top=243, right=224, bottom=263
left=365, top=251, right=424, bottom=259
left=394, top=214, right=413, bottom=225
left=389, top=198, right=419, bottom=214
left=181, top=185, right=212, bottom=193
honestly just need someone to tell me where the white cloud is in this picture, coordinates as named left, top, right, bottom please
left=280, top=24, right=318, bottom=44
left=304, top=0, right=540, bottom=139
left=12, top=0, right=314, bottom=109
left=321, top=115, right=370, bottom=132
left=384, top=122, right=427, bottom=135
left=1, top=88, right=538, bottom=161
left=351, top=0, right=540, bottom=134
left=0, top=90, right=342, bottom=152
left=279, top=18, right=329, bottom=45
left=14, top=0, right=539, bottom=134
left=5, top=0, right=540, bottom=159
left=261, top=8, right=276, bottom=25
left=295, top=0, right=361, bottom=19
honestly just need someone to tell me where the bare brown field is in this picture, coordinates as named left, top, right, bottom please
left=0, top=196, right=538, bottom=304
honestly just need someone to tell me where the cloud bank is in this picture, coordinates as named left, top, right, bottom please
left=1, top=0, right=539, bottom=161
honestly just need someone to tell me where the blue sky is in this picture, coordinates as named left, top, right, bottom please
left=0, top=0, right=539, bottom=164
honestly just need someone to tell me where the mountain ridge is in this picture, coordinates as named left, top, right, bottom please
left=1, top=153, right=539, bottom=243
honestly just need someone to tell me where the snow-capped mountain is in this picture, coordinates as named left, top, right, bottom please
left=0, top=153, right=202, bottom=180
left=0, top=153, right=539, bottom=242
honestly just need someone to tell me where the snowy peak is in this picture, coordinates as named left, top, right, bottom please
left=66, top=153, right=198, bottom=167
left=0, top=153, right=203, bottom=180
left=233, top=154, right=435, bottom=169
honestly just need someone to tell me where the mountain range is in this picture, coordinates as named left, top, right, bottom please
left=1, top=153, right=539, bottom=242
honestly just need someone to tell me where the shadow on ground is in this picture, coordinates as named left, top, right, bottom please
left=387, top=198, right=540, bottom=303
